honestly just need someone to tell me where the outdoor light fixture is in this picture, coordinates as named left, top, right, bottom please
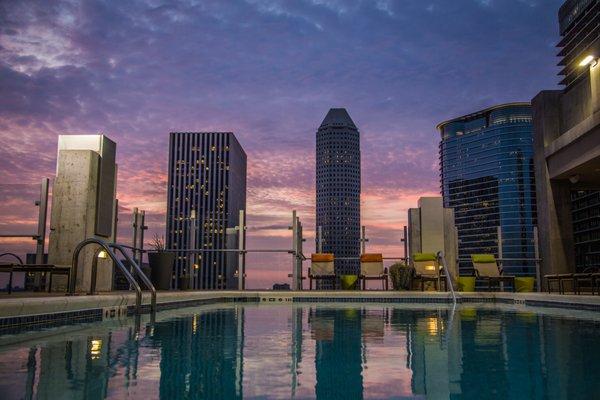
left=569, top=174, right=580, bottom=184
left=579, top=55, right=597, bottom=67
left=90, top=339, right=102, bottom=359
left=97, top=250, right=108, bottom=259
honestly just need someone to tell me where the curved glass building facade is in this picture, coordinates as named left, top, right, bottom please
left=437, top=103, right=537, bottom=276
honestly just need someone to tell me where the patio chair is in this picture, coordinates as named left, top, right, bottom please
left=412, top=253, right=441, bottom=291
left=549, top=268, right=599, bottom=294
left=309, top=253, right=336, bottom=290
left=471, top=254, right=515, bottom=292
left=545, top=273, right=568, bottom=294
left=359, top=253, right=388, bottom=290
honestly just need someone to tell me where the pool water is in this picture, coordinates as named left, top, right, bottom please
left=1, top=303, right=599, bottom=399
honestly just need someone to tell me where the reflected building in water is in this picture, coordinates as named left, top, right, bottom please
left=152, top=307, right=244, bottom=399
left=311, top=307, right=364, bottom=398
left=3, top=305, right=600, bottom=399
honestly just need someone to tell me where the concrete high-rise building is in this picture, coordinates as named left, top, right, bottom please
left=437, top=103, right=538, bottom=277
left=48, top=134, right=117, bottom=292
left=166, top=132, right=246, bottom=290
left=532, top=0, right=600, bottom=278
left=316, top=108, right=361, bottom=284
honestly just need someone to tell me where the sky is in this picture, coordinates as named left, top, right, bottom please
left=0, top=0, right=562, bottom=288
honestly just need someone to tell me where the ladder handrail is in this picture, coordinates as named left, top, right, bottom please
left=437, top=251, right=457, bottom=306
left=109, top=243, right=156, bottom=313
left=0, top=252, right=24, bottom=265
left=70, top=238, right=143, bottom=314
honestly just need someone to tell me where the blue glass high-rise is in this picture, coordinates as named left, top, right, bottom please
left=437, top=103, right=537, bottom=276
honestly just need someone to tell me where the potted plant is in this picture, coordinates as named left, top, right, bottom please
left=179, top=270, right=192, bottom=290
left=148, top=234, right=174, bottom=290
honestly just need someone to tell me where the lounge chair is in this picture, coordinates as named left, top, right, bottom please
left=471, top=254, right=515, bottom=292
left=359, top=253, right=388, bottom=290
left=547, top=268, right=599, bottom=294
left=412, top=253, right=442, bottom=291
left=309, top=253, right=336, bottom=290
left=545, top=273, right=568, bottom=293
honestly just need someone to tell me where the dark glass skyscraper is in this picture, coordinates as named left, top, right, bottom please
left=316, top=108, right=361, bottom=283
left=437, top=103, right=537, bottom=276
left=166, top=132, right=246, bottom=289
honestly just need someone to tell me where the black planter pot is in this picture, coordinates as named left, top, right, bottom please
left=148, top=252, right=175, bottom=290
left=179, top=274, right=192, bottom=290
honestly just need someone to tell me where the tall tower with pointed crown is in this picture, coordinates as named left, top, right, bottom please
left=316, top=108, right=361, bottom=286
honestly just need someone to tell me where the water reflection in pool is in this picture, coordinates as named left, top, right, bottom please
left=1, top=304, right=599, bottom=399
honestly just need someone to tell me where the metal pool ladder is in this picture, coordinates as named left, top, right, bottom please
left=70, top=238, right=156, bottom=314
left=437, top=251, right=457, bottom=306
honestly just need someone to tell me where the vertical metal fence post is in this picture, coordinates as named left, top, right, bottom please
left=139, top=210, right=147, bottom=266
left=189, top=210, right=196, bottom=289
left=35, top=178, right=49, bottom=265
left=296, top=215, right=304, bottom=290
left=132, top=208, right=139, bottom=265
left=497, top=226, right=503, bottom=260
left=34, top=178, right=49, bottom=289
left=317, top=225, right=323, bottom=254
left=291, top=210, right=299, bottom=290
left=534, top=226, right=541, bottom=292
left=237, top=210, right=246, bottom=291
left=360, top=225, right=368, bottom=254
left=497, top=226, right=503, bottom=291
left=401, top=225, right=408, bottom=264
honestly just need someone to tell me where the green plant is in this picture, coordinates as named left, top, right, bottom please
left=151, top=234, right=166, bottom=252
left=389, top=262, right=412, bottom=290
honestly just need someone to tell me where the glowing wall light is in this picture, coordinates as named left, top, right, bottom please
left=579, top=55, right=597, bottom=67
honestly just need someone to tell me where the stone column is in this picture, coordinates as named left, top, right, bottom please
left=532, top=91, right=575, bottom=278
left=48, top=135, right=117, bottom=292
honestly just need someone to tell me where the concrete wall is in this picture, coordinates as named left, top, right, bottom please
left=532, top=62, right=600, bottom=279
left=417, top=197, right=445, bottom=255
left=408, top=197, right=458, bottom=279
left=49, top=135, right=117, bottom=292
left=532, top=91, right=576, bottom=277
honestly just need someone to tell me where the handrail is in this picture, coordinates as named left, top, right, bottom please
left=0, top=252, right=24, bottom=265
left=109, top=243, right=156, bottom=313
left=70, top=238, right=143, bottom=314
left=457, top=258, right=541, bottom=262
left=437, top=251, right=457, bottom=306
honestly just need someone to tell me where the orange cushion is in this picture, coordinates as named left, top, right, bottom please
left=311, top=253, right=334, bottom=262
left=360, top=253, right=383, bottom=262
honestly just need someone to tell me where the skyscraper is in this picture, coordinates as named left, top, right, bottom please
left=166, top=132, right=246, bottom=290
left=437, top=103, right=537, bottom=277
left=316, top=108, right=361, bottom=284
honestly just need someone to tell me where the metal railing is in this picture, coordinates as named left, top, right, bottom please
left=70, top=238, right=156, bottom=314
left=109, top=243, right=156, bottom=312
left=437, top=251, right=457, bottom=305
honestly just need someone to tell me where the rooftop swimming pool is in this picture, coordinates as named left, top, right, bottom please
left=0, top=302, right=599, bottom=399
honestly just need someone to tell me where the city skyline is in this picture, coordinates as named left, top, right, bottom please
left=0, top=0, right=563, bottom=288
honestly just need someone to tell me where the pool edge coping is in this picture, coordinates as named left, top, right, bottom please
left=1, top=291, right=600, bottom=334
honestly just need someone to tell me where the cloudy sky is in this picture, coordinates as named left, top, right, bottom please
left=0, top=0, right=562, bottom=288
